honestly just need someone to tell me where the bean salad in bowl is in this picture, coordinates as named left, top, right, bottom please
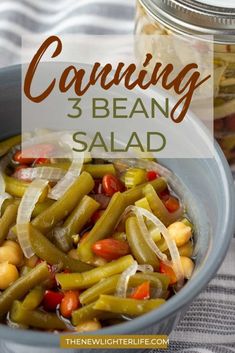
left=0, top=135, right=195, bottom=333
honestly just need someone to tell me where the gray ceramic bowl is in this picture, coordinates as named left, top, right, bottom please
left=0, top=66, right=235, bottom=353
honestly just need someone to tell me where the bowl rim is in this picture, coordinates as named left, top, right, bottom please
left=0, top=65, right=234, bottom=347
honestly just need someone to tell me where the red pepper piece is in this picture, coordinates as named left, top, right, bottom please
left=34, top=158, right=50, bottom=165
left=160, top=262, right=176, bottom=285
left=131, top=281, right=150, bottom=300
left=13, top=144, right=54, bottom=165
left=146, top=170, right=159, bottom=181
left=102, top=174, right=124, bottom=196
left=42, top=290, right=64, bottom=311
left=13, top=151, right=35, bottom=165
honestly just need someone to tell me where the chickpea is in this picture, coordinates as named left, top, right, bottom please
left=178, top=241, right=193, bottom=257
left=0, top=241, right=23, bottom=266
left=75, top=320, right=101, bottom=333
left=168, top=221, right=192, bottom=247
left=180, top=256, right=194, bottom=279
left=24, top=255, right=38, bottom=268
left=0, top=262, right=19, bottom=290
left=3, top=240, right=20, bottom=250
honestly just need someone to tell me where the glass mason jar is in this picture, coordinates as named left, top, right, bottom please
left=135, top=0, right=235, bottom=163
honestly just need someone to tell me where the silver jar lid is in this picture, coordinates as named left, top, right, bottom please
left=139, top=0, right=235, bottom=42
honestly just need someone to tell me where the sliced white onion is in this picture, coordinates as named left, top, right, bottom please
left=116, top=261, right=138, bottom=298
left=123, top=206, right=184, bottom=288
left=17, top=179, right=49, bottom=258
left=137, top=264, right=163, bottom=298
left=136, top=208, right=171, bottom=265
left=137, top=264, right=154, bottom=273
left=124, top=205, right=170, bottom=265
left=48, top=154, right=84, bottom=200
left=137, top=264, right=163, bottom=297
left=14, top=167, right=65, bottom=182
left=135, top=206, right=184, bottom=288
left=16, top=224, right=34, bottom=259
left=0, top=192, right=11, bottom=216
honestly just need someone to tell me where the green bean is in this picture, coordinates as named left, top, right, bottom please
left=28, top=224, right=93, bottom=272
left=78, top=192, right=126, bottom=262
left=0, top=135, right=21, bottom=157
left=1, top=198, right=16, bottom=214
left=71, top=302, right=123, bottom=326
left=10, top=199, right=55, bottom=236
left=53, top=195, right=99, bottom=251
left=10, top=300, right=66, bottom=330
left=56, top=254, right=135, bottom=290
left=32, top=199, right=55, bottom=218
left=2, top=192, right=55, bottom=218
left=129, top=272, right=170, bottom=291
left=94, top=295, right=165, bottom=316
left=123, top=177, right=167, bottom=205
left=143, top=184, right=173, bottom=226
left=79, top=272, right=169, bottom=305
left=126, top=216, right=159, bottom=270
left=0, top=262, right=50, bottom=317
left=79, top=275, right=120, bottom=305
left=4, top=175, right=48, bottom=201
left=112, top=232, right=127, bottom=241
left=22, top=286, right=44, bottom=310
left=20, top=266, right=32, bottom=276
left=83, top=164, right=116, bottom=178
left=71, top=302, right=104, bottom=326
left=4, top=174, right=29, bottom=198
left=61, top=195, right=100, bottom=245
left=32, top=171, right=94, bottom=233
left=0, top=201, right=19, bottom=245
